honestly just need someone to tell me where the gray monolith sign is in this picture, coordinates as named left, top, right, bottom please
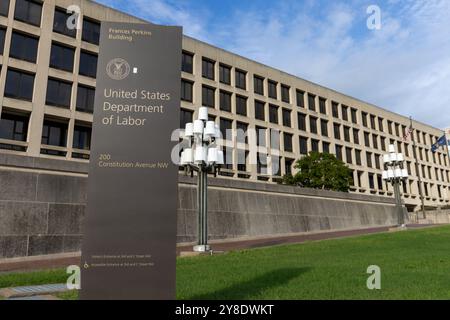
left=80, top=22, right=182, bottom=300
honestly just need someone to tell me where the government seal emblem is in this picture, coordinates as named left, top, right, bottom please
left=106, top=58, right=131, bottom=80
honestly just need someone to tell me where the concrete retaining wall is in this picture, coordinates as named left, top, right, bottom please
left=0, top=154, right=402, bottom=258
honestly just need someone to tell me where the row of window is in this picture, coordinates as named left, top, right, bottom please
left=0, top=0, right=100, bottom=45
left=182, top=51, right=444, bottom=146
left=0, top=28, right=98, bottom=77
left=0, top=111, right=91, bottom=158
left=3, top=68, right=95, bottom=112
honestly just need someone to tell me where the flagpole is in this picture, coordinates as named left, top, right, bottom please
left=444, top=129, right=450, bottom=162
left=410, top=117, right=426, bottom=219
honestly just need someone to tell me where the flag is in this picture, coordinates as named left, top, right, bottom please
left=403, top=127, right=413, bottom=141
left=431, top=135, right=447, bottom=153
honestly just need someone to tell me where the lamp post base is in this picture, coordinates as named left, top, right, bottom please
left=193, top=245, right=211, bottom=253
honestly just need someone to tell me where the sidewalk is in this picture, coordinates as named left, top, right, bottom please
left=0, top=224, right=435, bottom=273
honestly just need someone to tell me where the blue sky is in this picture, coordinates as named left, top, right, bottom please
left=95, top=0, right=450, bottom=130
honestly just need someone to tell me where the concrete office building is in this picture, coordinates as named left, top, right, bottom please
left=0, top=0, right=449, bottom=212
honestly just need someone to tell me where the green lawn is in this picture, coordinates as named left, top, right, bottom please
left=2, top=225, right=450, bottom=300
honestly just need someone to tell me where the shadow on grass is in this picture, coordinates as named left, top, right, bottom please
left=190, top=267, right=310, bottom=300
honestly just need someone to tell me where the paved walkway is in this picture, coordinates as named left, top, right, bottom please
left=0, top=224, right=436, bottom=273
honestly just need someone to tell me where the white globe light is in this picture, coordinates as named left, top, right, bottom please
left=390, top=153, right=398, bottom=162
left=214, top=124, right=221, bottom=139
left=388, top=169, right=394, bottom=179
left=198, top=107, right=208, bottom=121
left=382, top=171, right=389, bottom=181
left=194, top=146, right=207, bottom=163
left=388, top=145, right=395, bottom=153
left=394, top=168, right=402, bottom=178
left=207, top=147, right=218, bottom=164
left=193, top=120, right=204, bottom=135
left=401, top=168, right=408, bottom=178
left=204, top=121, right=216, bottom=136
left=184, top=123, right=194, bottom=137
left=383, top=154, right=391, bottom=164
left=182, top=148, right=193, bottom=165
left=397, top=153, right=404, bottom=162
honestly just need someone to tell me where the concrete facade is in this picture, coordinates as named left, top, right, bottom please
left=0, top=154, right=402, bottom=258
left=0, top=0, right=448, bottom=212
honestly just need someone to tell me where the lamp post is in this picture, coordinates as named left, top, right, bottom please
left=382, top=144, right=409, bottom=227
left=180, top=107, right=223, bottom=252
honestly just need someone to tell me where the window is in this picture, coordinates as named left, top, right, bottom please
left=269, top=105, right=278, bottom=124
left=235, top=69, right=246, bottom=90
left=41, top=119, right=67, bottom=156
left=285, top=158, right=294, bottom=176
left=180, top=109, right=193, bottom=129
left=220, top=118, right=233, bottom=141
left=76, top=85, right=95, bottom=113
left=298, top=113, right=306, bottom=131
left=388, top=121, right=393, bottom=135
left=202, top=86, right=215, bottom=108
left=79, top=51, right=98, bottom=78
left=370, top=115, right=376, bottom=130
left=299, top=136, right=308, bottom=155
left=332, top=102, right=339, bottom=118
left=50, top=43, right=75, bottom=72
left=284, top=133, right=293, bottom=152
left=319, top=98, right=326, bottom=114
left=364, top=132, right=370, bottom=147
left=9, top=31, right=39, bottom=63
left=310, top=116, right=318, bottom=134
left=4, top=69, right=34, bottom=101
left=219, top=64, right=231, bottom=85
left=378, top=118, right=384, bottom=132
left=202, top=58, right=215, bottom=80
left=344, top=126, right=350, bottom=142
left=236, top=95, right=247, bottom=116
left=236, top=122, right=248, bottom=144
left=181, top=51, right=193, bottom=73
left=254, top=76, right=264, bottom=95
left=342, top=105, right=348, bottom=121
left=0, top=0, right=9, bottom=17
left=323, top=142, right=330, bottom=154
left=255, top=100, right=265, bottom=121
left=282, top=109, right=291, bottom=127
left=351, top=108, right=358, bottom=124
left=308, top=94, right=316, bottom=111
left=362, top=112, right=368, bottom=127
left=336, top=145, right=343, bottom=161
left=296, top=90, right=305, bottom=108
left=346, top=147, right=352, bottom=164
left=372, top=134, right=378, bottom=149
left=82, top=18, right=100, bottom=45
left=268, top=80, right=277, bottom=99
left=46, top=78, right=72, bottom=108
left=0, top=28, right=5, bottom=55
left=256, top=126, right=266, bottom=147
left=355, top=150, right=362, bottom=165
left=73, top=125, right=91, bottom=150
left=237, top=150, right=248, bottom=172
left=380, top=137, right=386, bottom=151
left=53, top=7, right=76, bottom=37
left=181, top=80, right=193, bottom=102
left=311, top=139, right=319, bottom=152
left=321, top=119, right=328, bottom=137
left=41, top=120, right=66, bottom=147
left=333, top=123, right=341, bottom=140
left=257, top=153, right=267, bottom=175
left=353, top=129, right=360, bottom=144
left=366, top=152, right=373, bottom=168
left=0, top=112, right=29, bottom=144
left=220, top=90, right=232, bottom=112
left=281, top=85, right=290, bottom=103
left=369, top=173, right=375, bottom=190
left=14, top=0, right=42, bottom=26
left=375, top=154, right=381, bottom=169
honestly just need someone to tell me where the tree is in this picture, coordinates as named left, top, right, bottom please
left=282, top=152, right=352, bottom=192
